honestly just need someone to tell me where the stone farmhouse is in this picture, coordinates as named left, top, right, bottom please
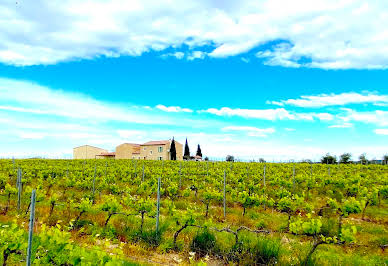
left=73, top=139, right=183, bottom=160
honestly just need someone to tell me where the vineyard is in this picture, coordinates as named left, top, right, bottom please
left=0, top=159, right=387, bottom=265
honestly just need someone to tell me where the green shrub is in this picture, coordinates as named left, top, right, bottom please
left=234, top=234, right=281, bottom=265
left=159, top=239, right=177, bottom=253
left=256, top=220, right=267, bottom=229
left=320, top=218, right=337, bottom=236
left=248, top=236, right=281, bottom=265
left=190, top=229, right=216, bottom=257
left=131, top=229, right=162, bottom=247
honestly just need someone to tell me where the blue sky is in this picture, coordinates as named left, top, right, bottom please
left=0, top=0, right=387, bottom=161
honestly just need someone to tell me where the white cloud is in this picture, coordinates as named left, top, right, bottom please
left=202, top=107, right=295, bottom=120
left=117, top=130, right=145, bottom=139
left=0, top=78, right=174, bottom=125
left=155, top=104, right=193, bottom=113
left=187, top=51, right=206, bottom=61
left=161, top=51, right=184, bottom=59
left=328, top=123, right=353, bottom=128
left=2, top=1, right=388, bottom=69
left=201, top=107, right=333, bottom=121
left=315, top=113, right=334, bottom=121
left=285, top=128, right=296, bottom=131
left=374, top=129, right=388, bottom=135
left=19, top=132, right=46, bottom=140
left=222, top=126, right=275, bottom=137
left=269, top=92, right=388, bottom=107
left=256, top=42, right=301, bottom=68
left=339, top=109, right=388, bottom=126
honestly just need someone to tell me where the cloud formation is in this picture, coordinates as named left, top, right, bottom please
left=339, top=108, right=388, bottom=126
left=1, top=1, right=388, bottom=69
left=374, top=129, right=388, bottom=135
left=269, top=92, right=388, bottom=107
left=201, top=107, right=333, bottom=121
left=0, top=78, right=173, bottom=125
left=222, top=126, right=275, bottom=137
left=155, top=104, right=193, bottom=113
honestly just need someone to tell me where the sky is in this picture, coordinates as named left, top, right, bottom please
left=0, top=0, right=387, bottom=161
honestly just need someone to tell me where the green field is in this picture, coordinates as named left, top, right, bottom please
left=0, top=159, right=387, bottom=265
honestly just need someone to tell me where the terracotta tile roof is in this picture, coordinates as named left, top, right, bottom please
left=97, top=152, right=116, bottom=156
left=141, top=140, right=170, bottom=146
left=119, top=143, right=140, bottom=146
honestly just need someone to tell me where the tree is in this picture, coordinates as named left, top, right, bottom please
left=226, top=155, right=234, bottom=162
left=321, top=153, right=337, bottom=164
left=196, top=144, right=202, bottom=157
left=170, top=137, right=177, bottom=160
left=339, top=153, right=352, bottom=164
left=184, top=138, right=190, bottom=160
left=383, top=155, right=388, bottom=165
left=259, top=158, right=266, bottom=163
left=359, top=153, right=368, bottom=165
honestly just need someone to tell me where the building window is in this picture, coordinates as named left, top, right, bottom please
left=150, top=150, right=153, bottom=155
left=158, top=146, right=163, bottom=153
left=143, top=147, right=146, bottom=150
left=158, top=157, right=163, bottom=160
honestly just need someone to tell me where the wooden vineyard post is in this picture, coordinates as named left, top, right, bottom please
left=292, top=164, right=295, bottom=194
left=26, top=189, right=36, bottom=266
left=134, top=160, right=137, bottom=178
left=105, top=161, right=108, bottom=179
left=263, top=164, right=267, bottom=210
left=92, top=164, right=96, bottom=203
left=82, top=160, right=86, bottom=178
left=328, top=165, right=331, bottom=177
left=156, top=177, right=161, bottom=233
left=12, top=157, right=15, bottom=174
left=310, top=163, right=313, bottom=177
left=142, top=164, right=145, bottom=183
left=17, top=168, right=22, bottom=211
left=223, top=170, right=226, bottom=219
left=179, top=163, right=182, bottom=189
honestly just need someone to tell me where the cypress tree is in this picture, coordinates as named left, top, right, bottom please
left=196, top=144, right=202, bottom=157
left=184, top=138, right=190, bottom=160
left=170, top=138, right=177, bottom=160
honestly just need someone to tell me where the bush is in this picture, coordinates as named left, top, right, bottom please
left=253, top=237, right=281, bottom=264
left=159, top=239, right=177, bottom=253
left=226, top=155, right=235, bottom=162
left=320, top=218, right=337, bottom=237
left=241, top=236, right=281, bottom=265
left=190, top=229, right=216, bottom=257
left=131, top=229, right=162, bottom=247
left=256, top=220, right=267, bottom=230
